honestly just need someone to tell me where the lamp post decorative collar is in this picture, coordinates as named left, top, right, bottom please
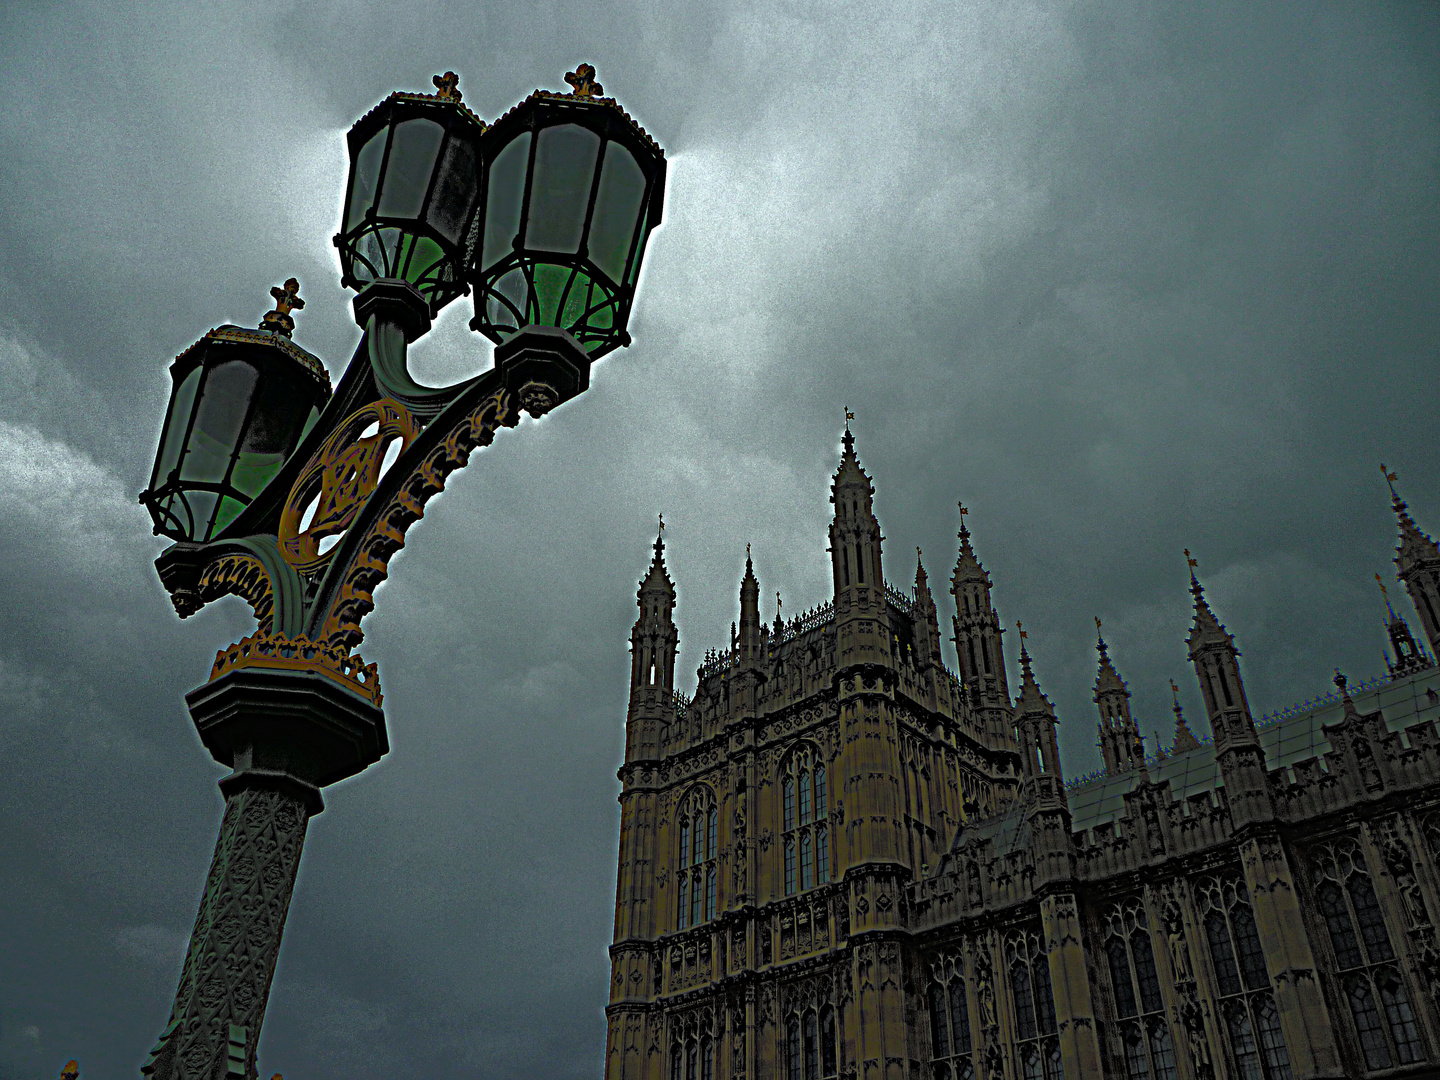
left=136, top=67, right=665, bottom=1080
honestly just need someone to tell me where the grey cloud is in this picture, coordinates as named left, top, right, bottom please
left=2, top=3, right=1438, bottom=1079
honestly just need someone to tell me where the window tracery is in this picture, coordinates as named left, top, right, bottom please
left=785, top=1004, right=837, bottom=1080
left=1194, top=875, right=1292, bottom=1080
left=1006, top=930, right=1062, bottom=1080
left=1103, top=898, right=1178, bottom=1080
left=1310, top=840, right=1424, bottom=1072
left=677, top=787, right=719, bottom=928
left=927, top=951, right=976, bottom=1080
left=781, top=745, right=829, bottom=895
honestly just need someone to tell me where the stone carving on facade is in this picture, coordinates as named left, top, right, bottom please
left=1177, top=996, right=1213, bottom=1080
left=1161, top=895, right=1194, bottom=984
left=974, top=948, right=997, bottom=1034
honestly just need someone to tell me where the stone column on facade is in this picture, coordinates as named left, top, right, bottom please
left=1141, top=883, right=1205, bottom=1080
left=1157, top=879, right=1223, bottom=1080
left=1240, top=836, right=1344, bottom=1079
left=1039, top=893, right=1103, bottom=1080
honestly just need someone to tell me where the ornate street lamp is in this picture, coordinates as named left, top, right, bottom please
left=141, top=281, right=331, bottom=543
left=136, top=66, right=664, bottom=1080
left=469, top=63, right=666, bottom=357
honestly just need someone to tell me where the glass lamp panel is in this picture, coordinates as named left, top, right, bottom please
left=227, top=369, right=315, bottom=501
left=524, top=123, right=601, bottom=254
left=399, top=233, right=447, bottom=288
left=377, top=118, right=445, bottom=219
left=427, top=130, right=478, bottom=244
left=152, top=365, right=202, bottom=490
left=180, top=361, right=258, bottom=485
left=346, top=129, right=387, bottom=233
left=587, top=141, right=646, bottom=283
left=482, top=131, right=531, bottom=271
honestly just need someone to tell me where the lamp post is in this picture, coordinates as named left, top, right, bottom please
left=137, top=66, right=665, bottom=1080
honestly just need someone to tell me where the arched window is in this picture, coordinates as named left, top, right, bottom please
left=1196, top=876, right=1291, bottom=1080
left=676, top=787, right=718, bottom=928
left=781, top=745, right=829, bottom=895
left=671, top=1043, right=682, bottom=1080
left=927, top=960, right=975, bottom=1080
left=1007, top=931, right=1062, bottom=1077
left=787, top=1008, right=837, bottom=1079
left=700, top=1038, right=713, bottom=1080
left=1310, top=839, right=1422, bottom=1071
left=1103, top=899, right=1177, bottom=1080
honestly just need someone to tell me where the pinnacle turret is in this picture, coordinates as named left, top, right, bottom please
left=1383, top=465, right=1440, bottom=658
left=1170, top=679, right=1201, bottom=754
left=1094, top=620, right=1143, bottom=773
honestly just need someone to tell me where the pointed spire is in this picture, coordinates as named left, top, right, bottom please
left=1384, top=464, right=1440, bottom=576
left=640, top=513, right=671, bottom=587
left=1014, top=622, right=1050, bottom=716
left=1184, top=549, right=1231, bottom=651
left=1170, top=678, right=1201, bottom=753
left=915, top=547, right=929, bottom=593
left=1094, top=618, right=1126, bottom=695
left=738, top=543, right=761, bottom=661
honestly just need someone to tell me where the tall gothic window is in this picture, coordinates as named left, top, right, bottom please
left=787, top=1005, right=838, bottom=1080
left=677, top=787, right=719, bottom=928
left=782, top=745, right=829, bottom=896
left=927, top=954, right=976, bottom=1080
left=1196, top=876, right=1292, bottom=1080
left=1103, top=899, right=1178, bottom=1080
left=1310, top=840, right=1424, bottom=1072
left=1008, top=930, right=1063, bottom=1080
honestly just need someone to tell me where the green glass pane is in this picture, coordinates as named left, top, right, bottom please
left=483, top=132, right=531, bottom=270
left=428, top=131, right=477, bottom=244
left=347, top=130, right=386, bottom=233
left=588, top=143, right=645, bottom=283
left=185, top=490, right=218, bottom=541
left=153, top=365, right=201, bottom=490
left=530, top=261, right=575, bottom=325
left=377, top=118, right=444, bottom=220
left=401, top=233, right=446, bottom=289
left=485, top=266, right=527, bottom=332
left=181, top=361, right=256, bottom=483
left=525, top=124, right=600, bottom=254
left=211, top=494, right=248, bottom=536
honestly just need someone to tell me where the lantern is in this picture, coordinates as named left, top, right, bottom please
left=469, top=64, right=666, bottom=358
left=141, top=281, right=331, bottom=542
left=335, top=72, right=487, bottom=316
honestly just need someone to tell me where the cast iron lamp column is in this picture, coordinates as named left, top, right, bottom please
left=138, top=67, right=665, bottom=1080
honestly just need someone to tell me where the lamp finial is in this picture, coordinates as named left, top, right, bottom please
left=261, top=278, right=304, bottom=337
left=565, top=63, right=603, bottom=98
left=432, top=72, right=461, bottom=102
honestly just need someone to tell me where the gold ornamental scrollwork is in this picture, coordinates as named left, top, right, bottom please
left=279, top=399, right=420, bottom=573
left=210, top=631, right=382, bottom=707
left=195, top=553, right=276, bottom=633
left=318, top=386, right=519, bottom=652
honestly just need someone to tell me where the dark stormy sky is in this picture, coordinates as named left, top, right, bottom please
left=2, top=3, right=1438, bottom=1079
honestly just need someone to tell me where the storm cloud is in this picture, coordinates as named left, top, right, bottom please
left=1, top=3, right=1437, bottom=1079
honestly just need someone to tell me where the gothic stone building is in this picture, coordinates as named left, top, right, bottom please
left=605, top=431, right=1440, bottom=1080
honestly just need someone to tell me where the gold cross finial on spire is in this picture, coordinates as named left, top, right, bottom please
left=746, top=542, right=751, bottom=558
left=1382, top=462, right=1398, bottom=484
left=432, top=72, right=461, bottom=102
left=1375, top=571, right=1388, bottom=595
left=61, top=1063, right=79, bottom=1080
left=658, top=512, right=665, bottom=532
left=777, top=591, right=782, bottom=613
left=844, top=407, right=855, bottom=422
left=565, top=63, right=603, bottom=98
left=1169, top=678, right=1180, bottom=695
left=1095, top=616, right=1102, bottom=631
left=1016, top=620, right=1026, bottom=639
left=1184, top=548, right=1197, bottom=569
left=261, top=278, right=304, bottom=337
left=958, top=502, right=968, bottom=516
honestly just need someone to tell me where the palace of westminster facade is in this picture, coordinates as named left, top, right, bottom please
left=604, top=430, right=1440, bottom=1080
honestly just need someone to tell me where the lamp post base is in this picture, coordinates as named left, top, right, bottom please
left=144, top=668, right=386, bottom=1080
